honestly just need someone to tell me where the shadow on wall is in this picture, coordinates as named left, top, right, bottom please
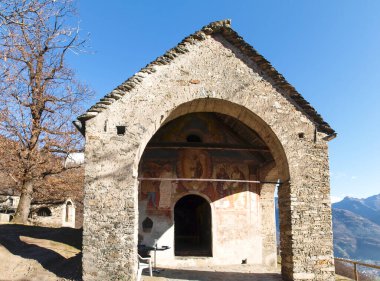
left=0, top=224, right=82, bottom=280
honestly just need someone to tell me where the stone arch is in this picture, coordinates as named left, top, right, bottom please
left=65, top=201, right=73, bottom=222
left=63, top=199, right=75, bottom=227
left=37, top=207, right=52, bottom=217
left=135, top=98, right=291, bottom=271
left=172, top=190, right=213, bottom=208
left=134, top=98, right=289, bottom=182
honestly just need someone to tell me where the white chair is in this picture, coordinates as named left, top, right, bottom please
left=137, top=254, right=152, bottom=281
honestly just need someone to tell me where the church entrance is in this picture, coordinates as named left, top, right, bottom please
left=174, top=195, right=212, bottom=257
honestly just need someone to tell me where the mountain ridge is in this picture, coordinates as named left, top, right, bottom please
left=275, top=193, right=380, bottom=262
left=332, top=193, right=380, bottom=261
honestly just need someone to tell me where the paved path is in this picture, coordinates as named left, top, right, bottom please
left=142, top=265, right=353, bottom=281
left=142, top=264, right=282, bottom=281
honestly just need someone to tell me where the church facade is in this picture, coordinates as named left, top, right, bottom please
left=75, top=20, right=336, bottom=280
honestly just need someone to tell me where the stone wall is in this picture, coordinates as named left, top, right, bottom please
left=30, top=199, right=76, bottom=228
left=82, top=32, right=334, bottom=280
left=30, top=204, right=64, bottom=227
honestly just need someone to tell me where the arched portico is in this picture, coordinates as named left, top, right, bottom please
left=78, top=20, right=335, bottom=281
left=136, top=100, right=289, bottom=269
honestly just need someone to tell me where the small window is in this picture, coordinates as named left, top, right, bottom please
left=298, top=132, right=305, bottom=139
left=104, top=120, right=108, bottom=132
left=37, top=207, right=52, bottom=217
left=186, top=134, right=202, bottom=143
left=116, top=126, right=126, bottom=136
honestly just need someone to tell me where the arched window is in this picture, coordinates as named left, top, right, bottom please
left=186, top=134, right=202, bottom=142
left=37, top=207, right=52, bottom=217
left=65, top=201, right=72, bottom=222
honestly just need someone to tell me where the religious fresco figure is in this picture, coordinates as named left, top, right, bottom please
left=158, top=164, right=173, bottom=209
left=141, top=162, right=160, bottom=209
left=229, top=165, right=247, bottom=208
left=213, top=164, right=249, bottom=207
left=177, top=149, right=212, bottom=192
left=189, top=154, right=203, bottom=178
left=230, top=165, right=246, bottom=192
left=216, top=166, right=230, bottom=198
left=194, top=156, right=203, bottom=178
left=144, top=178, right=158, bottom=209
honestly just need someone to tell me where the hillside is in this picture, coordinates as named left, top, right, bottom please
left=333, top=195, right=380, bottom=226
left=332, top=194, right=380, bottom=261
left=275, top=194, right=380, bottom=262
left=332, top=208, right=380, bottom=260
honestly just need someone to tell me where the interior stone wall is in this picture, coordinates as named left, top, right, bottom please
left=82, top=34, right=334, bottom=280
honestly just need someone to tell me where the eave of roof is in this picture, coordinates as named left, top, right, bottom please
left=31, top=199, right=66, bottom=205
left=74, top=19, right=336, bottom=138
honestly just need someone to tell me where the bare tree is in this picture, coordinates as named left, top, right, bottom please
left=0, top=0, right=90, bottom=223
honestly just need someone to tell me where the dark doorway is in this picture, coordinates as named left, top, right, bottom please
left=174, top=195, right=212, bottom=256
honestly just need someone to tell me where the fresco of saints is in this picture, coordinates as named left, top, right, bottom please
left=177, top=149, right=212, bottom=191
left=141, top=162, right=160, bottom=209
left=190, top=154, right=203, bottom=178
left=230, top=165, right=246, bottom=192
left=229, top=165, right=248, bottom=208
left=216, top=166, right=230, bottom=198
left=158, top=164, right=173, bottom=209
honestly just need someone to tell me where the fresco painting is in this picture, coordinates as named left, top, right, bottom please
left=140, top=161, right=175, bottom=215
left=140, top=162, right=160, bottom=209
left=158, top=164, right=174, bottom=209
left=139, top=112, right=261, bottom=215
left=154, top=114, right=228, bottom=144
left=176, top=149, right=213, bottom=192
left=140, top=155, right=257, bottom=213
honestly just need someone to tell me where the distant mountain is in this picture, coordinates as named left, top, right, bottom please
left=332, top=208, right=380, bottom=260
left=332, top=194, right=380, bottom=261
left=275, top=194, right=380, bottom=262
left=363, top=194, right=380, bottom=211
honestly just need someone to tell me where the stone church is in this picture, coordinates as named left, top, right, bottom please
left=74, top=20, right=336, bottom=281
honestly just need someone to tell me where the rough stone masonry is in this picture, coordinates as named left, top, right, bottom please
left=74, top=20, right=336, bottom=281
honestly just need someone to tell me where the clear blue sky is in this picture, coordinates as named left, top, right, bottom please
left=69, top=0, right=380, bottom=201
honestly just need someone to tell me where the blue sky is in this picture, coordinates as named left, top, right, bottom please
left=69, top=1, right=380, bottom=201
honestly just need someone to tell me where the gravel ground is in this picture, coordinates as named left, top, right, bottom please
left=0, top=224, right=81, bottom=281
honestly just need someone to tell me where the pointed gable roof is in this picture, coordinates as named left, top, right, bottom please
left=75, top=20, right=335, bottom=137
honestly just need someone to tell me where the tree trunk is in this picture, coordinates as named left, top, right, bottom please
left=12, top=180, right=33, bottom=224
